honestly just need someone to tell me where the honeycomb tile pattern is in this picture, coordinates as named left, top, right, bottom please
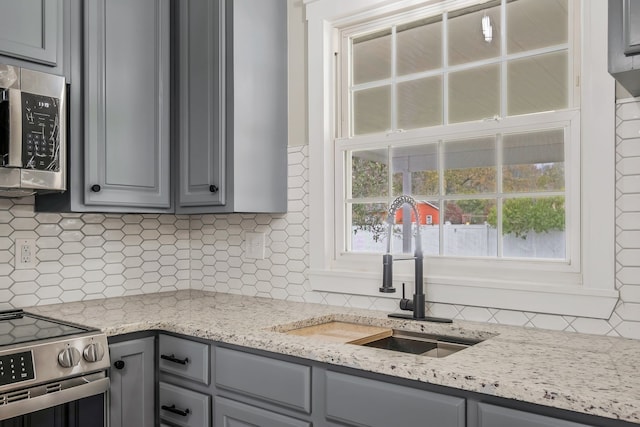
left=0, top=200, right=190, bottom=309
left=0, top=138, right=639, bottom=339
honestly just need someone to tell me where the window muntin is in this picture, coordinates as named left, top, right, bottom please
left=348, top=0, right=572, bottom=136
left=342, top=0, right=575, bottom=262
left=345, top=121, right=569, bottom=260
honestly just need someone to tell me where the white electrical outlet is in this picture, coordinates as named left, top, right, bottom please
left=245, top=232, right=265, bottom=260
left=15, top=239, right=37, bottom=269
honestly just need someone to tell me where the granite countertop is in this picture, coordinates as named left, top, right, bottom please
left=26, top=290, right=640, bottom=424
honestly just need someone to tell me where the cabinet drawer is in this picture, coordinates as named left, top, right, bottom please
left=159, top=381, right=211, bottom=427
left=325, top=371, right=465, bottom=427
left=214, top=397, right=311, bottom=427
left=159, top=334, right=210, bottom=384
left=214, top=347, right=311, bottom=413
left=476, top=403, right=595, bottom=427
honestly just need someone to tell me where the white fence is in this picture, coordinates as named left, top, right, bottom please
left=351, top=224, right=565, bottom=259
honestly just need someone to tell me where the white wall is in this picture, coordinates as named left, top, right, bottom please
left=0, top=1, right=638, bottom=339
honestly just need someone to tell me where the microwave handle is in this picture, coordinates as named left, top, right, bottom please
left=5, top=88, right=22, bottom=168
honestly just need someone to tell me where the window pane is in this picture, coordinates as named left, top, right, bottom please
left=503, top=129, right=565, bottom=193
left=350, top=203, right=389, bottom=253
left=448, top=2, right=501, bottom=66
left=507, top=0, right=568, bottom=54
left=392, top=200, right=440, bottom=255
left=350, top=149, right=389, bottom=198
left=501, top=196, right=565, bottom=259
left=397, top=17, right=442, bottom=75
left=353, top=86, right=391, bottom=135
left=507, top=51, right=568, bottom=116
left=397, top=76, right=443, bottom=130
left=353, top=29, right=392, bottom=85
left=391, top=144, right=439, bottom=197
left=443, top=199, right=497, bottom=256
left=449, top=64, right=500, bottom=123
left=444, top=137, right=496, bottom=194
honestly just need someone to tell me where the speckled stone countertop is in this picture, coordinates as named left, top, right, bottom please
left=27, top=290, right=640, bottom=424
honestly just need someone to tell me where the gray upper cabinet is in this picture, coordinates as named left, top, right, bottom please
left=176, top=0, right=225, bottom=210
left=609, top=0, right=640, bottom=96
left=176, top=0, right=287, bottom=214
left=0, top=0, right=68, bottom=77
left=83, top=0, right=171, bottom=211
left=36, top=0, right=286, bottom=214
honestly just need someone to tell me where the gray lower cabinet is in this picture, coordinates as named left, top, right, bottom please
left=108, top=336, right=155, bottom=427
left=325, top=371, right=465, bottom=427
left=108, top=334, right=623, bottom=427
left=214, top=397, right=311, bottom=427
left=158, top=334, right=212, bottom=427
left=0, top=0, right=65, bottom=74
left=160, top=381, right=211, bottom=427
left=83, top=0, right=171, bottom=211
left=214, top=346, right=312, bottom=414
left=473, top=403, right=595, bottom=427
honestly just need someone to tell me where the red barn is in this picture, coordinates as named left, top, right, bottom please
left=394, top=201, right=439, bottom=225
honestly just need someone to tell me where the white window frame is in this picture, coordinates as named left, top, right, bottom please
left=306, top=0, right=618, bottom=318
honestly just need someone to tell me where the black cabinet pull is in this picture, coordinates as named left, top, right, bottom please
left=209, top=184, right=219, bottom=193
left=90, top=184, right=101, bottom=192
left=113, top=360, right=125, bottom=370
left=161, top=404, right=190, bottom=417
left=160, top=353, right=189, bottom=365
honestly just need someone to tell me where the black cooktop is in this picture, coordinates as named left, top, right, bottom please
left=0, top=310, right=91, bottom=347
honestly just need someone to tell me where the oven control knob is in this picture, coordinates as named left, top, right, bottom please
left=58, top=347, right=81, bottom=368
left=83, top=343, right=105, bottom=363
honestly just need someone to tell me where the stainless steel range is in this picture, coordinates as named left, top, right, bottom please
left=0, top=309, right=110, bottom=423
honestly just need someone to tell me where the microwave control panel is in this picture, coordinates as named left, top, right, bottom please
left=21, top=92, right=60, bottom=171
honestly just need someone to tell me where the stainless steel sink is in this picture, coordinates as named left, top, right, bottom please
left=358, top=330, right=481, bottom=358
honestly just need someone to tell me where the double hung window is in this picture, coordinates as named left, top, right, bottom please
left=341, top=0, right=575, bottom=261
left=306, top=0, right=616, bottom=318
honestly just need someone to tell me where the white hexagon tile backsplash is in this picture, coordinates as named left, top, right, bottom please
left=0, top=139, right=639, bottom=339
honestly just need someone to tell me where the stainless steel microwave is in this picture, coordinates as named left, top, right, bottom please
left=0, top=64, right=66, bottom=197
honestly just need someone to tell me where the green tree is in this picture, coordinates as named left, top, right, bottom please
left=487, top=197, right=565, bottom=238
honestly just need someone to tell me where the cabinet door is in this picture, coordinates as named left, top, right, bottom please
left=475, top=403, right=595, bottom=427
left=176, top=0, right=225, bottom=211
left=109, top=337, right=155, bottom=427
left=325, top=371, right=465, bottom=427
left=214, top=397, right=311, bottom=427
left=623, top=0, right=640, bottom=55
left=0, top=0, right=61, bottom=66
left=84, top=0, right=171, bottom=210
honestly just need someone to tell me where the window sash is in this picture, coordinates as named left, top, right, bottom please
left=336, top=110, right=580, bottom=269
left=340, top=0, right=578, bottom=138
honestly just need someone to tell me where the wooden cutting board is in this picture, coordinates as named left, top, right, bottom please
left=285, top=322, right=392, bottom=345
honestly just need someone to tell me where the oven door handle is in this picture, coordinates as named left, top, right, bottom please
left=0, top=376, right=110, bottom=421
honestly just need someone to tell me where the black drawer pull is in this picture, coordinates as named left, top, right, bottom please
left=161, top=404, right=190, bottom=417
left=209, top=184, right=219, bottom=193
left=90, top=184, right=101, bottom=192
left=160, top=354, right=189, bottom=365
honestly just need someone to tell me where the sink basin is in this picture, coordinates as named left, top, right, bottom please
left=358, top=330, right=481, bottom=358
left=278, top=320, right=488, bottom=358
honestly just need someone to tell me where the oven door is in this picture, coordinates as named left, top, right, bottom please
left=0, top=393, right=105, bottom=427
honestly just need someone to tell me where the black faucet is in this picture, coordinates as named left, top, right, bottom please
left=380, top=195, right=452, bottom=323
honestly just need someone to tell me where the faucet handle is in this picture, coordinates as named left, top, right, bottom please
left=399, top=283, right=413, bottom=311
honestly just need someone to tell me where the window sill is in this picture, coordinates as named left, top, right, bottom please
left=309, top=269, right=619, bottom=319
